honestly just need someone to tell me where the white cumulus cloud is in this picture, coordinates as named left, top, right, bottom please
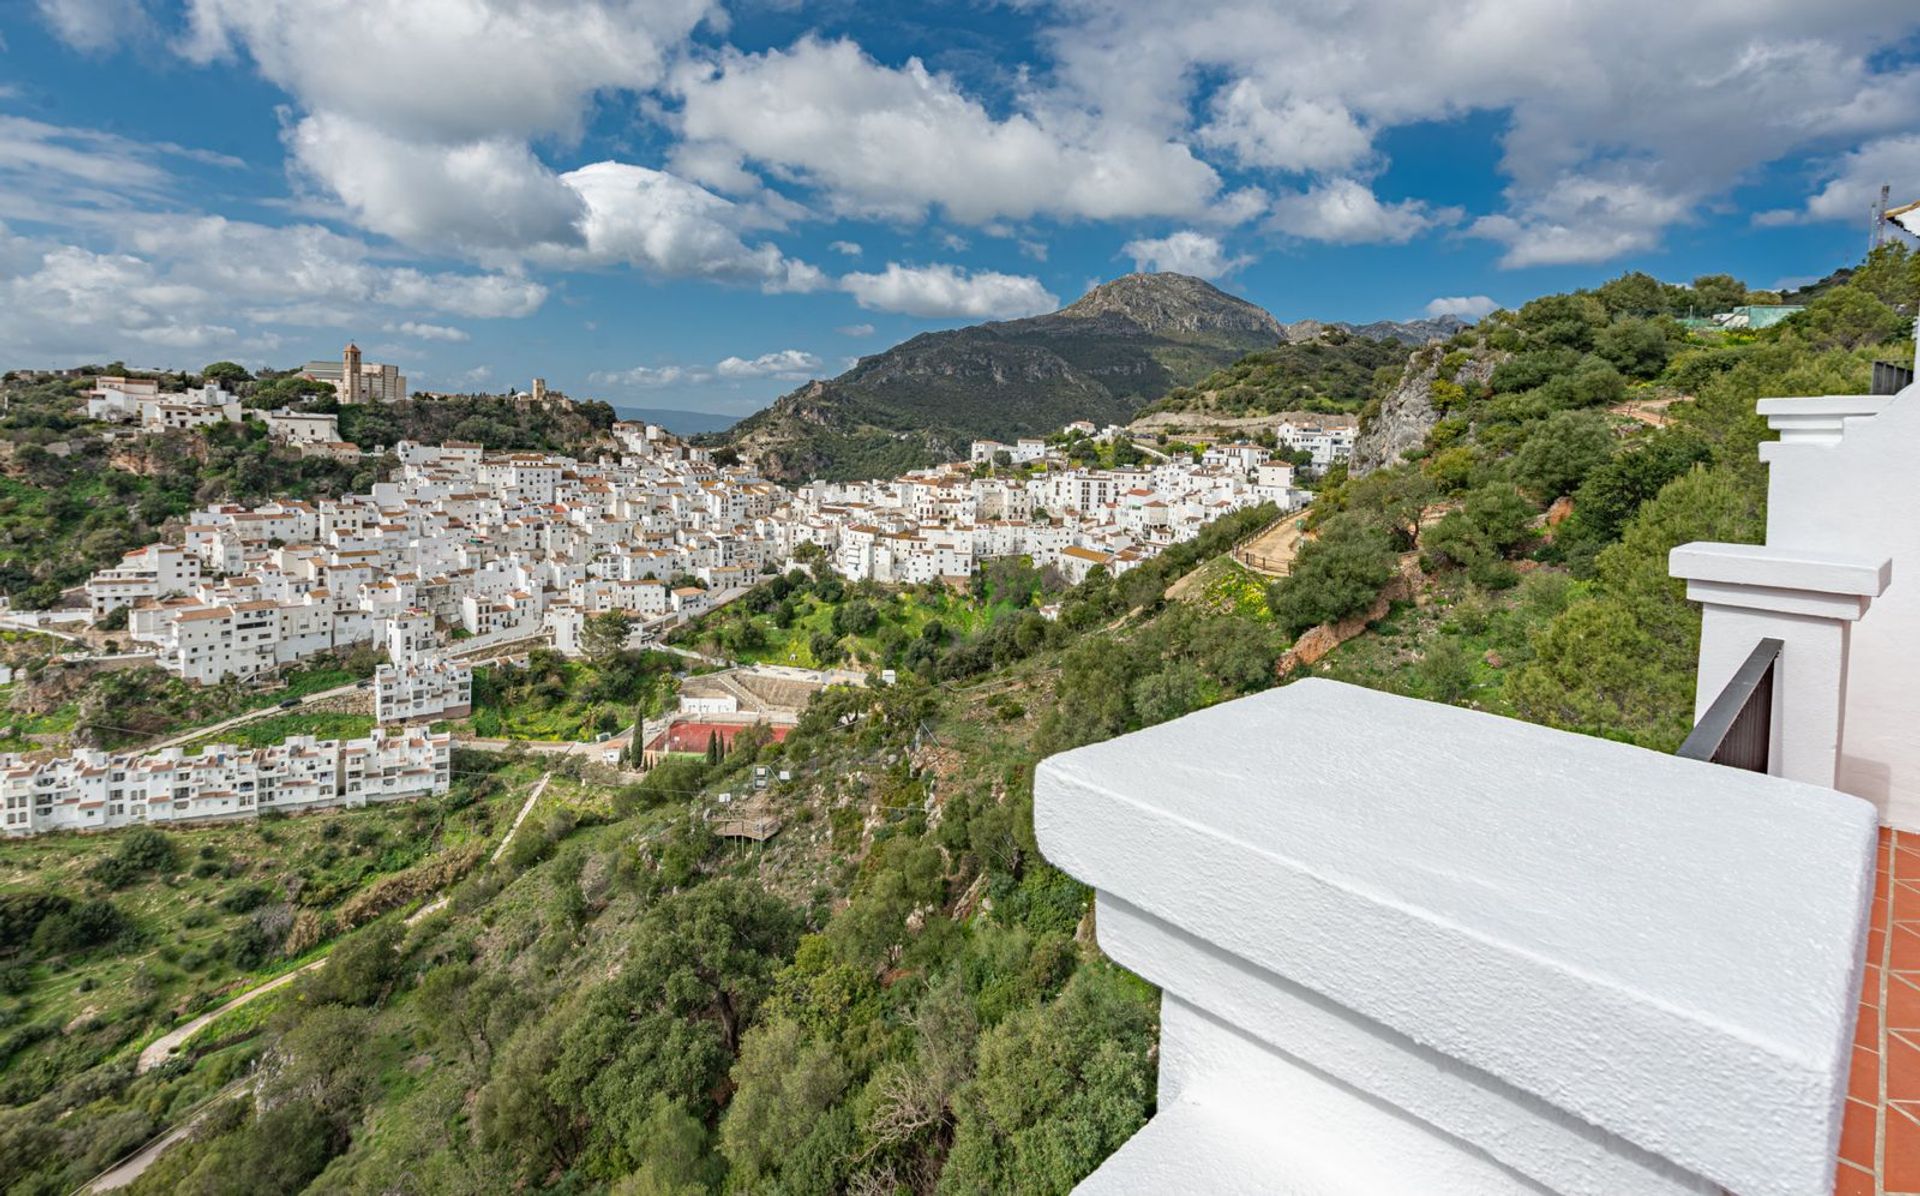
left=840, top=263, right=1059, bottom=320
left=714, top=349, right=823, bottom=379
left=1424, top=295, right=1500, bottom=320
left=1267, top=178, right=1453, bottom=244
left=1122, top=230, right=1250, bottom=279
left=386, top=320, right=470, bottom=342
left=672, top=37, right=1221, bottom=225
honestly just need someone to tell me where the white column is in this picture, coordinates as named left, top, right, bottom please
left=1670, top=543, right=1889, bottom=789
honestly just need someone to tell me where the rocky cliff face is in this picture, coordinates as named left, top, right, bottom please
left=1350, top=349, right=1497, bottom=477
left=1281, top=315, right=1467, bottom=346
left=1054, top=272, right=1284, bottom=338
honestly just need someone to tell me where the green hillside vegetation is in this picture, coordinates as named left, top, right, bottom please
left=1280, top=248, right=1915, bottom=748
left=1141, top=330, right=1410, bottom=418
left=0, top=370, right=616, bottom=609
left=0, top=757, right=538, bottom=1169
left=680, top=561, right=1059, bottom=671
left=1, top=251, right=1914, bottom=1196
left=457, top=647, right=681, bottom=742
left=3, top=652, right=379, bottom=754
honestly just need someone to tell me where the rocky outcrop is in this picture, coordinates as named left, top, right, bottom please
left=1281, top=315, right=1468, bottom=346
left=1351, top=350, right=1497, bottom=478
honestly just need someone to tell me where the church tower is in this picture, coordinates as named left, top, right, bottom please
left=342, top=342, right=363, bottom=403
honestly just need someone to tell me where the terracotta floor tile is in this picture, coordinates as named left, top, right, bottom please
left=1896, top=843, right=1920, bottom=877
left=1862, top=1001, right=1887, bottom=1049
left=1891, top=976, right=1920, bottom=1033
left=1840, top=1096, right=1879, bottom=1170
left=1854, top=1042, right=1884, bottom=1102
left=1837, top=1158, right=1876, bottom=1196
left=1892, top=1033, right=1920, bottom=1101
left=1873, top=926, right=1891, bottom=962
left=1885, top=1102, right=1920, bottom=1191
left=1892, top=923, right=1920, bottom=972
left=1897, top=882, right=1920, bottom=921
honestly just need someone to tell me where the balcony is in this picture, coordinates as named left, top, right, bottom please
left=1034, top=374, right=1919, bottom=1195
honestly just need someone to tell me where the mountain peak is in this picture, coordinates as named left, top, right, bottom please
left=1055, top=272, right=1284, bottom=339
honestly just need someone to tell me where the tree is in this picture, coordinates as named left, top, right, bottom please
left=942, top=965, right=1156, bottom=1196
left=1511, top=410, right=1615, bottom=500
left=1595, top=317, right=1680, bottom=380
left=719, top=1017, right=849, bottom=1186
left=1788, top=284, right=1907, bottom=350
left=581, top=611, right=635, bottom=665
left=1687, top=273, right=1750, bottom=315
left=1268, top=513, right=1398, bottom=636
left=302, top=918, right=404, bottom=1006
left=200, top=361, right=252, bottom=384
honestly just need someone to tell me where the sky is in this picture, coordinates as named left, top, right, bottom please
left=1, top=1, right=1917, bottom=417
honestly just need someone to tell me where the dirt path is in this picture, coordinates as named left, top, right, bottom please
left=135, top=958, right=326, bottom=1074
left=490, top=771, right=552, bottom=864
left=1611, top=395, right=1679, bottom=428
left=136, top=770, right=550, bottom=1076
left=90, top=767, right=553, bottom=1189
left=1233, top=514, right=1309, bottom=577
left=138, top=681, right=365, bottom=753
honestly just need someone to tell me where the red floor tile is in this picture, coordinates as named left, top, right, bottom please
left=1892, top=924, right=1920, bottom=972
left=1892, top=976, right=1920, bottom=1033
left=1863, top=1001, right=1888, bottom=1050
left=1838, top=1158, right=1876, bottom=1196
left=1856, top=1043, right=1886, bottom=1103
left=1842, top=1097, right=1879, bottom=1171
left=1891, top=1034, right=1920, bottom=1101
left=1884, top=1102, right=1920, bottom=1191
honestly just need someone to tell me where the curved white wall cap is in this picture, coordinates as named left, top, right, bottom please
left=1036, top=679, right=1876, bottom=1196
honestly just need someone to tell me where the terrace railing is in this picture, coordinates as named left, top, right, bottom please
left=1677, top=637, right=1782, bottom=774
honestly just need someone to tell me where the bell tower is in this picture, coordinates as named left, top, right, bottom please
left=342, top=342, right=363, bottom=403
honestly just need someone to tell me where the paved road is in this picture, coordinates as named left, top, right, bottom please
left=138, top=682, right=366, bottom=753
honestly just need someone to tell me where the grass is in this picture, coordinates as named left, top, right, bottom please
left=1310, top=570, right=1579, bottom=715
left=1189, top=557, right=1274, bottom=621
left=183, top=710, right=376, bottom=752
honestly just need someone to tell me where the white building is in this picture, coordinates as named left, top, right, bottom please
left=266, top=409, right=342, bottom=446
left=374, top=656, right=471, bottom=724
left=1, top=727, right=451, bottom=837
left=85, top=544, right=203, bottom=617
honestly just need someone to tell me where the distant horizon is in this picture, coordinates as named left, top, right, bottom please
left=2, top=1, right=1915, bottom=416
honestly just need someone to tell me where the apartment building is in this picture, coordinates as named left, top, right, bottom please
left=85, top=544, right=203, bottom=617
left=1, top=728, right=451, bottom=837
left=374, top=656, right=471, bottom=724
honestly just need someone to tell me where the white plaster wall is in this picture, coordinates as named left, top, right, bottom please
left=1761, top=384, right=1920, bottom=825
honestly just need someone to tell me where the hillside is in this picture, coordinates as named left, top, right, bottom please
left=1135, top=329, right=1412, bottom=424
left=719, top=272, right=1283, bottom=481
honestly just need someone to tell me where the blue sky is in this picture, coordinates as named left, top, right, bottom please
left=2, top=1, right=1917, bottom=417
